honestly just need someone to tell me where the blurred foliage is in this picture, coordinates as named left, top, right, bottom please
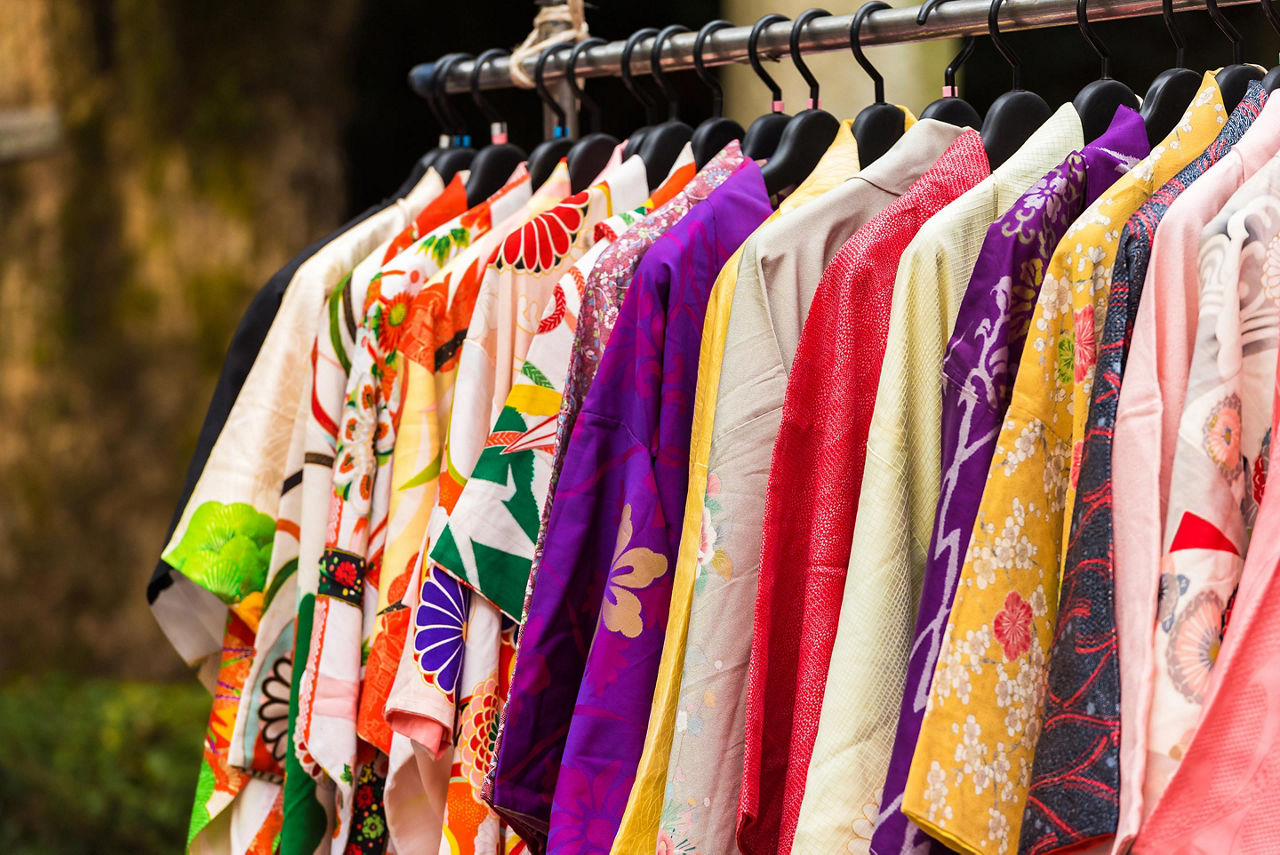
left=0, top=674, right=208, bottom=854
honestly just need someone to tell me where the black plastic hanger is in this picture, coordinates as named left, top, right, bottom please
left=1207, top=0, right=1264, bottom=111
left=526, top=44, right=576, bottom=191
left=761, top=8, right=841, bottom=197
left=740, top=14, right=793, bottom=160
left=464, top=49, right=528, bottom=206
left=1140, top=0, right=1203, bottom=144
left=850, top=2, right=906, bottom=168
left=564, top=37, right=621, bottom=193
left=1072, top=0, right=1141, bottom=142
left=980, top=0, right=1052, bottom=169
left=636, top=25, right=695, bottom=189
left=1259, top=0, right=1280, bottom=91
left=427, top=53, right=477, bottom=185
left=408, top=52, right=463, bottom=172
left=620, top=28, right=661, bottom=162
left=917, top=0, right=983, bottom=128
left=690, top=20, right=746, bottom=168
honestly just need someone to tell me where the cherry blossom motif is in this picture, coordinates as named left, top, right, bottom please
left=993, top=591, right=1034, bottom=661
left=498, top=191, right=590, bottom=274
left=1073, top=304, right=1096, bottom=384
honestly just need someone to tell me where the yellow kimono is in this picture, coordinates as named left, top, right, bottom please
left=903, top=74, right=1225, bottom=855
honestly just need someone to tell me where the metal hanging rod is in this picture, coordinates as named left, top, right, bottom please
left=429, top=0, right=1255, bottom=93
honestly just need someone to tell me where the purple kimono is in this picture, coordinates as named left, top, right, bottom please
left=488, top=162, right=772, bottom=851
left=871, top=108, right=1150, bottom=855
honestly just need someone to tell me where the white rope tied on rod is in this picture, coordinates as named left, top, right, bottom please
left=508, top=0, right=589, bottom=88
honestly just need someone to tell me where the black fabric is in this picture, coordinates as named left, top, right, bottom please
left=147, top=162, right=428, bottom=603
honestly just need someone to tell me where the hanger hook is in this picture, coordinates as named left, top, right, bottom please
left=568, top=36, right=606, bottom=133
left=650, top=25, right=689, bottom=121
left=1163, top=0, right=1188, bottom=67
left=917, top=0, right=976, bottom=92
left=1077, top=0, right=1113, bottom=78
left=988, top=0, right=1024, bottom=91
left=1206, top=0, right=1246, bottom=64
left=413, top=53, right=458, bottom=138
left=791, top=9, right=830, bottom=109
left=433, top=52, right=473, bottom=142
left=622, top=28, right=661, bottom=124
left=535, top=43, right=571, bottom=135
left=851, top=1, right=891, bottom=105
left=470, top=48, right=510, bottom=142
left=749, top=13, right=790, bottom=111
left=695, top=20, right=734, bottom=118
left=1264, top=0, right=1280, bottom=36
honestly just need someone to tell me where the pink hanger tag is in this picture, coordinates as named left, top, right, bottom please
left=490, top=121, right=508, bottom=145
left=772, top=99, right=786, bottom=113
left=807, top=97, right=819, bottom=110
left=942, top=85, right=958, bottom=98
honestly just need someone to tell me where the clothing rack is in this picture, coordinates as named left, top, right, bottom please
left=433, top=0, right=1257, bottom=93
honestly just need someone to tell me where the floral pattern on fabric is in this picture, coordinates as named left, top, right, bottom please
left=1023, top=86, right=1263, bottom=855
left=1127, top=341, right=1280, bottom=853
left=345, top=760, right=390, bottom=855
left=523, top=144, right=747, bottom=610
left=874, top=133, right=1141, bottom=855
left=490, top=162, right=772, bottom=850
left=904, top=77, right=1228, bottom=855
left=412, top=565, right=469, bottom=696
left=299, top=176, right=529, bottom=853
left=497, top=191, right=591, bottom=273
left=370, top=169, right=553, bottom=763
left=428, top=211, right=643, bottom=619
left=160, top=171, right=451, bottom=854
left=1144, top=166, right=1280, bottom=811
left=417, top=156, right=650, bottom=854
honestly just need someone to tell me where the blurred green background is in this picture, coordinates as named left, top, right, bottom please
left=1, top=0, right=1275, bottom=852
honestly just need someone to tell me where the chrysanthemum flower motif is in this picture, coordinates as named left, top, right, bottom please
left=1203, top=394, right=1243, bottom=479
left=373, top=289, right=414, bottom=357
left=1167, top=588, right=1225, bottom=703
left=1073, top=304, right=1096, bottom=384
left=258, top=655, right=292, bottom=766
left=459, top=675, right=500, bottom=790
left=413, top=567, right=469, bottom=694
left=498, top=191, right=590, bottom=274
